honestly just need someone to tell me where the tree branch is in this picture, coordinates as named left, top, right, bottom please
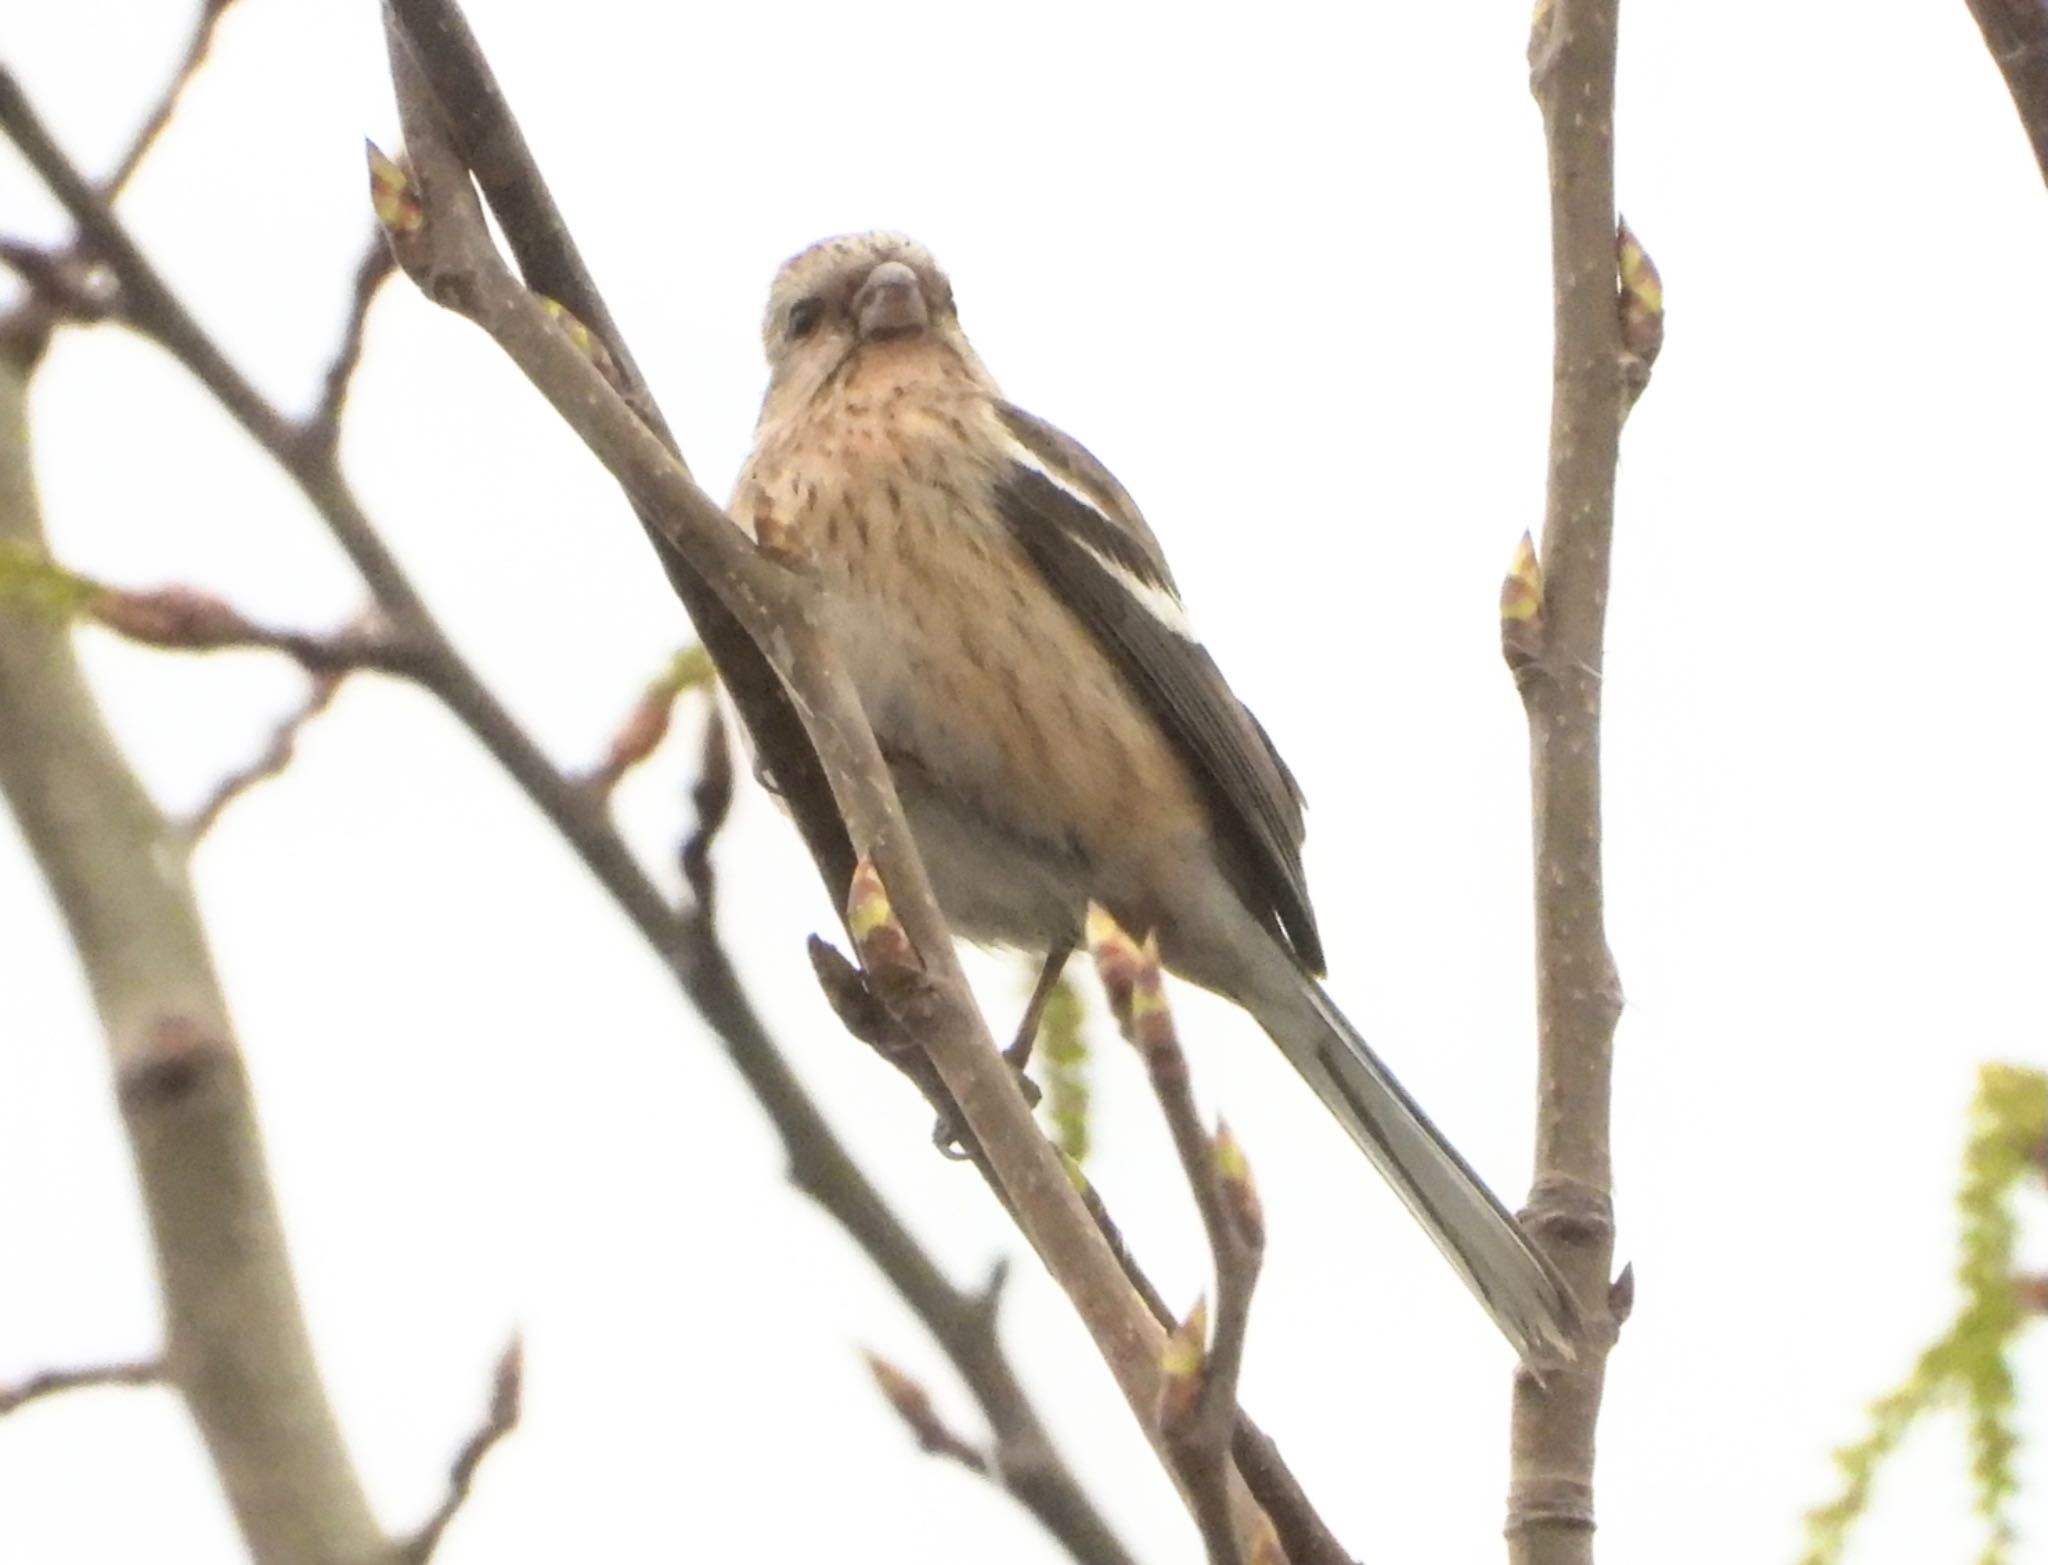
left=102, top=0, right=244, bottom=201
left=1090, top=910, right=1272, bottom=1565
left=1963, top=0, right=2048, bottom=187
left=399, top=1338, right=523, bottom=1564
left=0, top=1359, right=164, bottom=1416
left=2, top=46, right=1147, bottom=1565
left=1503, top=3, right=1634, bottom=1562
left=298, top=233, right=396, bottom=464
left=373, top=16, right=1279, bottom=1550
left=0, top=312, right=385, bottom=1565
left=863, top=1350, right=992, bottom=1475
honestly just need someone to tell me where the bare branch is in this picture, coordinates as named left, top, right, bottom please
left=1090, top=910, right=1271, bottom=1565
left=0, top=1359, right=164, bottom=1416
left=1505, top=2, right=1632, bottom=1561
left=863, top=1352, right=991, bottom=1475
left=1964, top=0, right=2048, bottom=188
left=400, top=1338, right=523, bottom=1565
left=816, top=933, right=1352, bottom=1565
left=102, top=0, right=243, bottom=202
left=0, top=64, right=1126, bottom=1565
left=184, top=669, right=345, bottom=841
left=374, top=27, right=1275, bottom=1545
left=0, top=304, right=383, bottom=1564
left=5, top=27, right=1348, bottom=1564
left=298, top=233, right=397, bottom=463
left=584, top=645, right=713, bottom=801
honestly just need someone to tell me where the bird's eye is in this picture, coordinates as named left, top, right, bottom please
left=786, top=297, right=825, bottom=340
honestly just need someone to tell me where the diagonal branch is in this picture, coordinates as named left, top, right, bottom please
left=298, top=233, right=396, bottom=463
left=103, top=0, right=244, bottom=201
left=399, top=1338, right=523, bottom=1564
left=1963, top=0, right=2048, bottom=187
left=373, top=20, right=1278, bottom=1550
left=1, top=47, right=1146, bottom=1565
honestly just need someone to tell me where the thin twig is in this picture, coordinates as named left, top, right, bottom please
left=586, top=645, right=713, bottom=802
left=84, top=580, right=413, bottom=674
left=102, top=0, right=242, bottom=201
left=863, top=1351, right=991, bottom=1475
left=400, top=1337, right=523, bottom=1564
left=0, top=1359, right=164, bottom=1416
left=1089, top=909, right=1270, bottom=1565
left=184, top=669, right=345, bottom=841
left=827, top=922, right=1350, bottom=1565
left=1504, top=2, right=1631, bottom=1562
left=299, top=234, right=396, bottom=463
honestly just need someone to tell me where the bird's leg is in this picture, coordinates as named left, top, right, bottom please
left=1004, top=939, right=1075, bottom=1077
left=930, top=940, right=1072, bottom=1158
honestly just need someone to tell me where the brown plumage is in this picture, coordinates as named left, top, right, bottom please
left=728, top=231, right=1581, bottom=1363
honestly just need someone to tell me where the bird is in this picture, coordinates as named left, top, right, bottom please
left=727, top=231, right=1580, bottom=1363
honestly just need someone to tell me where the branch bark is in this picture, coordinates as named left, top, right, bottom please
left=1963, top=0, right=2048, bottom=187
left=1, top=47, right=1149, bottom=1565
left=374, top=11, right=1277, bottom=1552
left=0, top=330, right=385, bottom=1563
left=1505, top=3, right=1630, bottom=1562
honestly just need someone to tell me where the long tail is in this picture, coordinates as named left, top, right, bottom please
left=1261, top=977, right=1583, bottom=1363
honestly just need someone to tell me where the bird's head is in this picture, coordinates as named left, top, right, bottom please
left=756, top=232, right=989, bottom=416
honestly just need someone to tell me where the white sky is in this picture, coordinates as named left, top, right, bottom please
left=3, top=2, right=2046, bottom=1561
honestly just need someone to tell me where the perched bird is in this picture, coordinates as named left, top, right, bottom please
left=729, top=231, right=1580, bottom=1362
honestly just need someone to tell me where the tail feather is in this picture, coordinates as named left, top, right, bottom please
left=1266, top=979, right=1582, bottom=1363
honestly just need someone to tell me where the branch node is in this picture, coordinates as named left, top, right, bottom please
left=1504, top=1475, right=1596, bottom=1535
left=1519, top=1173, right=1615, bottom=1247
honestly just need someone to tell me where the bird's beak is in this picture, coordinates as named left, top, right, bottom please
left=855, top=260, right=929, bottom=341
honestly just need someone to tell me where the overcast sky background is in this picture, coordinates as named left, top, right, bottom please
left=4, top=2, right=2046, bottom=1562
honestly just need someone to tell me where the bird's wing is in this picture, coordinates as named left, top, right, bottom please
left=991, top=404, right=1324, bottom=974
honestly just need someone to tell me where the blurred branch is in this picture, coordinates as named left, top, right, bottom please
left=400, top=1338, right=523, bottom=1565
left=1, top=42, right=1144, bottom=1565
left=585, top=644, right=713, bottom=800
left=0, top=0, right=241, bottom=369
left=0, top=1359, right=163, bottom=1416
left=1964, top=0, right=2048, bottom=187
left=184, top=667, right=345, bottom=840
left=864, top=1351, right=991, bottom=1475
left=0, top=315, right=384, bottom=1565
left=1504, top=3, right=1633, bottom=1562
left=103, top=0, right=243, bottom=201
left=299, top=234, right=396, bottom=463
